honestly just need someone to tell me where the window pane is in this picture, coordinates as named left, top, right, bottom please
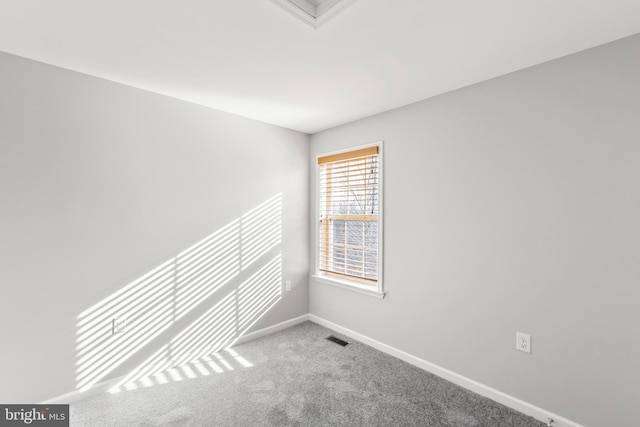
left=346, top=221, right=363, bottom=246
left=364, top=221, right=377, bottom=247
left=331, top=220, right=345, bottom=245
left=318, top=148, right=380, bottom=283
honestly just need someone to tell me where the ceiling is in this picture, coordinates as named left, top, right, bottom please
left=1, top=0, right=639, bottom=134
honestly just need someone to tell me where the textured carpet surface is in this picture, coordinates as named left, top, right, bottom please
left=71, top=322, right=544, bottom=426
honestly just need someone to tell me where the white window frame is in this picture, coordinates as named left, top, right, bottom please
left=313, top=141, right=385, bottom=299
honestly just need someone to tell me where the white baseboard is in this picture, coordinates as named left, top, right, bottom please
left=42, top=314, right=310, bottom=406
left=234, top=314, right=310, bottom=346
left=45, top=312, right=581, bottom=427
left=309, top=314, right=583, bottom=427
left=41, top=376, right=125, bottom=405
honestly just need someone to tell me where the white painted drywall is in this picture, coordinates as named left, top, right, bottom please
left=310, top=34, right=640, bottom=427
left=0, top=51, right=309, bottom=403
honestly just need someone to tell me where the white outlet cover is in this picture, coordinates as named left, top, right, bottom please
left=516, top=332, right=531, bottom=353
left=113, top=317, right=127, bottom=334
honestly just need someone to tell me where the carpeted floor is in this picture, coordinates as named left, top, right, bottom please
left=71, top=321, right=544, bottom=426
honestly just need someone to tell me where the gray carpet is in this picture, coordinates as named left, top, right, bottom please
left=71, top=321, right=544, bottom=426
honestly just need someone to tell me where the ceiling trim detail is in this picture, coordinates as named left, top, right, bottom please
left=270, top=0, right=358, bottom=28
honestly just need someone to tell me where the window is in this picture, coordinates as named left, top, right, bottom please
left=315, top=144, right=383, bottom=297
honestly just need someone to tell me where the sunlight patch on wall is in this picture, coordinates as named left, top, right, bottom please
left=241, top=196, right=282, bottom=270
left=109, top=254, right=282, bottom=391
left=75, top=260, right=176, bottom=392
left=175, top=220, right=241, bottom=320
left=238, top=255, right=282, bottom=334
left=75, top=194, right=282, bottom=393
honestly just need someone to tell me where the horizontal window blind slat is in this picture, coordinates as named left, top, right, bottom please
left=319, top=165, right=378, bottom=175
left=320, top=215, right=377, bottom=221
left=321, top=168, right=378, bottom=176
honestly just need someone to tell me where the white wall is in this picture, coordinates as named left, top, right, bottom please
left=310, top=34, right=640, bottom=427
left=0, top=51, right=309, bottom=403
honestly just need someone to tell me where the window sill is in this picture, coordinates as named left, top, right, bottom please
left=312, top=275, right=386, bottom=299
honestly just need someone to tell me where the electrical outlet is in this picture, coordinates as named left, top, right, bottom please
left=285, top=280, right=291, bottom=291
left=516, top=332, right=531, bottom=353
left=113, top=317, right=127, bottom=335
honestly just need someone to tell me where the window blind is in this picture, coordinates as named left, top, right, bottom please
left=318, top=146, right=379, bottom=283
